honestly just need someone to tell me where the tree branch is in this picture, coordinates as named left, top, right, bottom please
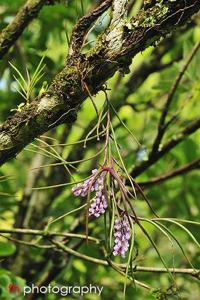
left=132, top=117, right=200, bottom=178
left=139, top=159, right=200, bottom=187
left=150, top=39, right=200, bottom=156
left=1, top=0, right=200, bottom=167
left=1, top=227, right=199, bottom=282
left=0, top=0, right=57, bottom=59
left=51, top=239, right=200, bottom=280
left=0, top=227, right=99, bottom=243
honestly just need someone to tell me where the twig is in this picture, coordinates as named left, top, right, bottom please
left=150, top=40, right=200, bottom=156
left=0, top=0, right=57, bottom=59
left=1, top=228, right=199, bottom=281
left=123, top=266, right=200, bottom=279
left=51, top=238, right=107, bottom=265
left=50, top=239, right=200, bottom=279
left=132, top=117, right=200, bottom=177
left=139, top=159, right=200, bottom=187
left=0, top=233, right=54, bottom=249
left=0, top=228, right=100, bottom=243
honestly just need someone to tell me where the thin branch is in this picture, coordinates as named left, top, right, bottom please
left=51, top=238, right=107, bottom=265
left=0, top=0, right=57, bottom=59
left=51, top=239, right=151, bottom=290
left=1, top=227, right=199, bottom=279
left=0, top=228, right=100, bottom=243
left=139, top=159, right=200, bottom=187
left=159, top=117, right=200, bottom=157
left=51, top=239, right=200, bottom=279
left=128, top=266, right=200, bottom=278
left=132, top=117, right=200, bottom=178
left=150, top=40, right=200, bottom=156
left=0, top=233, right=54, bottom=249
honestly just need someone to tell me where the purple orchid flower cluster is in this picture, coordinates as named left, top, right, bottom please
left=113, top=215, right=131, bottom=258
left=72, top=168, right=131, bottom=258
left=72, top=169, right=107, bottom=218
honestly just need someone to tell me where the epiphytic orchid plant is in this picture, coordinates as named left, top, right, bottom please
left=71, top=93, right=157, bottom=261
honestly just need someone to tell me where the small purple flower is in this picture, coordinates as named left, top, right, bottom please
left=89, top=190, right=107, bottom=218
left=72, top=169, right=99, bottom=197
left=72, top=168, right=108, bottom=218
left=113, top=215, right=131, bottom=258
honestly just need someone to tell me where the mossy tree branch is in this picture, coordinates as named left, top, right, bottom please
left=0, top=0, right=58, bottom=59
left=1, top=0, right=200, bottom=167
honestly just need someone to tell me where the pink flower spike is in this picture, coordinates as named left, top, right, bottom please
left=113, top=215, right=131, bottom=258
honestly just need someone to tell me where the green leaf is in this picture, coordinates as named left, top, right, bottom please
left=0, top=242, right=16, bottom=257
left=0, top=274, right=10, bottom=287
